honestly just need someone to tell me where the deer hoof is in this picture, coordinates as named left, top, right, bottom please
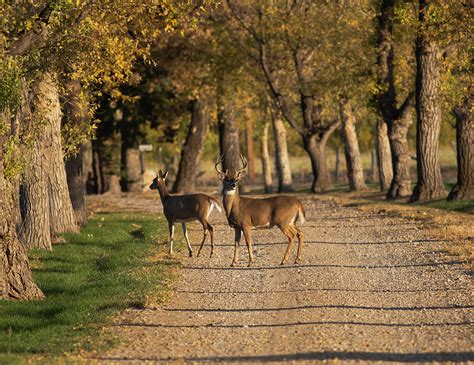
left=280, top=260, right=286, bottom=265
left=294, top=258, right=301, bottom=264
left=230, top=262, right=237, bottom=267
left=189, top=252, right=193, bottom=258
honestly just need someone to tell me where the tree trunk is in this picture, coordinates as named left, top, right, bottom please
left=371, top=149, right=378, bottom=182
left=91, top=140, right=102, bottom=194
left=19, top=76, right=55, bottom=250
left=271, top=113, right=293, bottom=192
left=304, top=134, right=331, bottom=193
left=39, top=74, right=78, bottom=234
left=410, top=36, right=446, bottom=201
left=339, top=98, right=366, bottom=191
left=63, top=79, right=87, bottom=225
left=387, top=112, right=413, bottom=199
left=65, top=148, right=87, bottom=225
left=124, top=148, right=142, bottom=192
left=335, top=146, right=341, bottom=183
left=173, top=98, right=209, bottom=193
left=245, top=113, right=256, bottom=184
left=219, top=101, right=242, bottom=172
left=1, top=125, right=44, bottom=300
left=376, top=119, right=393, bottom=191
left=261, top=121, right=273, bottom=193
left=448, top=95, right=473, bottom=200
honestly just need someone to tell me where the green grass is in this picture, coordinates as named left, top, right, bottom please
left=0, top=213, right=175, bottom=364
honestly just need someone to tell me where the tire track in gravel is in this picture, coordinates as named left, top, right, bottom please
left=90, top=194, right=473, bottom=364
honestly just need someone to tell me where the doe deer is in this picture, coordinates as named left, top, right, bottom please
left=215, top=155, right=305, bottom=267
left=150, top=170, right=222, bottom=257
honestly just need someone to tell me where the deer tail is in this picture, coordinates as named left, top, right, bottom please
left=297, top=203, right=306, bottom=225
left=209, top=197, right=223, bottom=214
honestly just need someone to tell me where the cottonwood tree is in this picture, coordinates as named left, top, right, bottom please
left=448, top=92, right=473, bottom=201
left=0, top=0, right=198, bottom=299
left=226, top=1, right=374, bottom=193
left=375, top=0, right=415, bottom=199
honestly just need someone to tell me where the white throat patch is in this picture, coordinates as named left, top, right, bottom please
left=224, top=190, right=236, bottom=195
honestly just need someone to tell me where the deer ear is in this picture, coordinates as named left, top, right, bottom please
left=237, top=170, right=246, bottom=179
left=217, top=172, right=226, bottom=181
left=162, top=170, right=169, bottom=180
left=158, top=169, right=163, bottom=177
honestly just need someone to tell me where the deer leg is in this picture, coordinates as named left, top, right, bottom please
left=196, top=223, right=208, bottom=257
left=295, top=227, right=304, bottom=264
left=280, top=225, right=296, bottom=265
left=168, top=222, right=175, bottom=255
left=231, top=228, right=241, bottom=267
left=182, top=223, right=193, bottom=257
left=207, top=223, right=215, bottom=258
left=242, top=227, right=254, bottom=267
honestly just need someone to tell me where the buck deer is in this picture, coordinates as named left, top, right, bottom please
left=215, top=155, right=305, bottom=267
left=150, top=170, right=222, bottom=257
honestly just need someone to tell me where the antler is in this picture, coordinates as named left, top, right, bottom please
left=215, top=154, right=225, bottom=174
left=237, top=153, right=248, bottom=174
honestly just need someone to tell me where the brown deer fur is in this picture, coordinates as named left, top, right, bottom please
left=150, top=170, right=222, bottom=257
left=216, top=155, right=305, bottom=267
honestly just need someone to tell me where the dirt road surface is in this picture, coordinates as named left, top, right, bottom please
left=90, top=194, right=473, bottom=363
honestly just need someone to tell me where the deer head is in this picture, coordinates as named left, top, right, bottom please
left=215, top=154, right=247, bottom=192
left=150, top=169, right=169, bottom=190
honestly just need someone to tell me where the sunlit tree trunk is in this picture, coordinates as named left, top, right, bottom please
left=335, top=146, right=341, bottom=183
left=339, top=97, right=366, bottom=191
left=410, top=7, right=446, bottom=202
left=173, top=98, right=209, bottom=193
left=387, top=111, right=413, bottom=199
left=245, top=113, right=256, bottom=184
left=376, top=0, right=414, bottom=199
left=376, top=120, right=393, bottom=191
left=448, top=95, right=473, bottom=200
left=261, top=121, right=273, bottom=193
left=304, top=134, right=332, bottom=193
left=63, top=79, right=87, bottom=225
left=1, top=107, right=44, bottom=300
left=39, top=74, right=78, bottom=234
left=371, top=149, right=378, bottom=182
left=271, top=111, right=293, bottom=192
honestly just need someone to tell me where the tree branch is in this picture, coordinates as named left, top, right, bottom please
left=397, top=91, right=415, bottom=119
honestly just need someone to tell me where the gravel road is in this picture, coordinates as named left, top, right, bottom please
left=91, top=194, right=473, bottom=363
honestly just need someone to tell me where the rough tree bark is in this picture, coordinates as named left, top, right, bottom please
left=376, top=0, right=415, bottom=199
left=173, top=98, right=209, bottom=193
left=448, top=94, right=473, bottom=200
left=376, top=120, right=393, bottom=192
left=339, top=97, right=366, bottom=191
left=410, top=1, right=446, bottom=202
left=19, top=76, right=54, bottom=250
left=387, top=105, right=414, bottom=199
left=40, top=74, right=78, bottom=234
left=271, top=109, right=293, bottom=192
left=261, top=121, right=273, bottom=193
left=63, top=79, right=87, bottom=225
left=1, top=109, right=44, bottom=300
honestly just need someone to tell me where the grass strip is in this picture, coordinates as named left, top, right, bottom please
left=0, top=212, right=177, bottom=364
